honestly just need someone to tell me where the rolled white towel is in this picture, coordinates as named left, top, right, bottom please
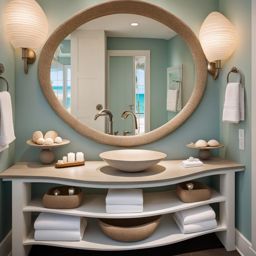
left=106, top=189, right=143, bottom=205
left=173, top=214, right=217, bottom=234
left=106, top=204, right=143, bottom=213
left=34, top=213, right=81, bottom=231
left=174, top=205, right=216, bottom=225
left=34, top=218, right=87, bottom=241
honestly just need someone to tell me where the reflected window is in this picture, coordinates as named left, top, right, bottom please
left=51, top=62, right=71, bottom=111
left=135, top=56, right=146, bottom=134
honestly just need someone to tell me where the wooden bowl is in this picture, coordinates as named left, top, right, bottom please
left=176, top=181, right=212, bottom=203
left=42, top=186, right=83, bottom=209
left=98, top=215, right=161, bottom=242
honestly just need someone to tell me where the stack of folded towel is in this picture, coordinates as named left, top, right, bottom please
left=34, top=213, right=87, bottom=241
left=105, top=189, right=143, bottom=213
left=181, top=157, right=203, bottom=168
left=173, top=205, right=217, bottom=234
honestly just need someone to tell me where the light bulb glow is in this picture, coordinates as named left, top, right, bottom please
left=130, top=22, right=139, bottom=27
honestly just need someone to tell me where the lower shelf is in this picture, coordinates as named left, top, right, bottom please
left=24, top=215, right=226, bottom=251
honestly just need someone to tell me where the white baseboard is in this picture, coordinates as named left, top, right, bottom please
left=0, top=231, right=12, bottom=256
left=236, top=229, right=256, bottom=256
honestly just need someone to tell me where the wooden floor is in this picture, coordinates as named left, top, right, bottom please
left=29, top=234, right=240, bottom=256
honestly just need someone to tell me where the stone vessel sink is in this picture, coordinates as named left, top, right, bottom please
left=99, top=149, right=167, bottom=172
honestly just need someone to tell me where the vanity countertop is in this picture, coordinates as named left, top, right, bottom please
left=0, top=159, right=244, bottom=188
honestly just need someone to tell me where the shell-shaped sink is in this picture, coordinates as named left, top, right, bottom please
left=99, top=149, right=167, bottom=172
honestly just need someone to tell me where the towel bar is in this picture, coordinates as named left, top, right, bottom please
left=0, top=63, right=9, bottom=91
left=227, top=66, right=242, bottom=83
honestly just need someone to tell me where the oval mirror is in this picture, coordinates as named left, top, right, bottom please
left=38, top=0, right=207, bottom=146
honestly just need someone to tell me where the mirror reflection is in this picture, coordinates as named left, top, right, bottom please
left=50, top=14, right=194, bottom=136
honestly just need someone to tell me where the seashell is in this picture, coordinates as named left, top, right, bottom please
left=44, top=138, right=54, bottom=145
left=44, top=130, right=58, bottom=140
left=207, top=139, right=220, bottom=147
left=36, top=138, right=45, bottom=145
left=195, top=139, right=208, bottom=148
left=54, top=136, right=63, bottom=144
left=32, top=131, right=43, bottom=143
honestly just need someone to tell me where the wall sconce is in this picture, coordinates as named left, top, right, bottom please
left=4, top=0, right=48, bottom=74
left=199, top=12, right=238, bottom=80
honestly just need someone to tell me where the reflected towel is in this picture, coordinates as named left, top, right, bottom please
left=174, top=205, right=216, bottom=225
left=0, top=92, right=15, bottom=152
left=106, top=189, right=143, bottom=205
left=34, top=218, right=87, bottom=241
left=173, top=215, right=217, bottom=234
left=222, top=82, right=244, bottom=123
left=34, top=213, right=81, bottom=230
left=106, top=204, right=143, bottom=213
left=167, top=89, right=179, bottom=112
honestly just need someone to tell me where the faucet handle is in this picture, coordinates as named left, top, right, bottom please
left=114, top=131, right=119, bottom=135
left=123, top=131, right=131, bottom=136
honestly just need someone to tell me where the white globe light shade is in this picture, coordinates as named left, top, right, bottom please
left=4, top=0, right=48, bottom=50
left=199, top=12, right=237, bottom=63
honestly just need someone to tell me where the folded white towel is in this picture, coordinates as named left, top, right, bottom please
left=34, top=213, right=81, bottom=230
left=0, top=92, right=15, bottom=152
left=106, top=189, right=143, bottom=205
left=181, top=158, right=203, bottom=168
left=173, top=215, right=217, bottom=234
left=34, top=218, right=87, bottom=241
left=222, top=82, right=244, bottom=123
left=174, top=205, right=216, bottom=225
left=106, top=204, right=143, bottom=213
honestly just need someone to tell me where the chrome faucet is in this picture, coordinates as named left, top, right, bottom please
left=121, top=110, right=138, bottom=134
left=94, top=109, right=113, bottom=135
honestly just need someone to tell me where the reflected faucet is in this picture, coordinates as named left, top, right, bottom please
left=94, top=109, right=113, bottom=135
left=121, top=110, right=138, bottom=134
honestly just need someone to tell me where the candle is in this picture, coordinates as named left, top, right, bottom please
left=63, top=156, right=68, bottom=163
left=57, top=160, right=64, bottom=164
left=68, top=187, right=75, bottom=195
left=53, top=189, right=60, bottom=196
left=76, top=152, right=84, bottom=162
left=67, top=152, right=75, bottom=162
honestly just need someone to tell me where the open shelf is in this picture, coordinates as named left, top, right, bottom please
left=23, top=190, right=225, bottom=219
left=24, top=215, right=226, bottom=251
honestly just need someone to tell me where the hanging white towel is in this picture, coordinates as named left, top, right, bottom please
left=173, top=214, right=217, bottom=234
left=167, top=82, right=182, bottom=112
left=106, top=204, right=143, bottom=213
left=167, top=89, right=179, bottom=112
left=222, top=82, right=244, bottom=123
left=34, top=213, right=81, bottom=230
left=34, top=218, right=87, bottom=241
left=0, top=91, right=15, bottom=152
left=174, top=205, right=216, bottom=225
left=106, top=189, right=143, bottom=205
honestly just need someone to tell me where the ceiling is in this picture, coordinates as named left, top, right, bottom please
left=78, top=14, right=176, bottom=40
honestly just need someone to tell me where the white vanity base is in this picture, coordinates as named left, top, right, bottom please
left=0, top=159, right=244, bottom=256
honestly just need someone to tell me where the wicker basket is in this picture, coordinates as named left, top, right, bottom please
left=176, top=181, right=212, bottom=203
left=42, top=186, right=83, bottom=209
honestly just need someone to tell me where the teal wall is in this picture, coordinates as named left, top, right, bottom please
left=219, top=0, right=252, bottom=240
left=108, top=37, right=168, bottom=130
left=3, top=0, right=252, bottom=245
left=0, top=0, right=15, bottom=241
